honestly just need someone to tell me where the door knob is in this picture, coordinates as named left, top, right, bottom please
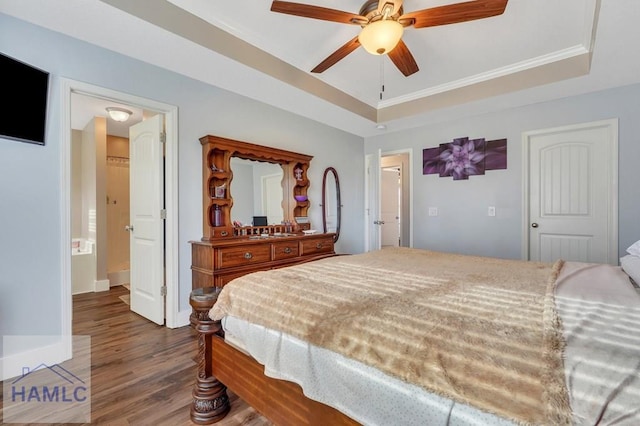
left=125, top=225, right=134, bottom=232
left=531, top=223, right=539, bottom=228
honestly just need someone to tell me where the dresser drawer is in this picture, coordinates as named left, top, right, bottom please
left=216, top=245, right=271, bottom=269
left=208, top=226, right=234, bottom=239
left=272, top=241, right=300, bottom=260
left=214, top=265, right=271, bottom=287
left=299, top=237, right=334, bottom=256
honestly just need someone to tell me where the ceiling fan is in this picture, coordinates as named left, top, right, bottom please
left=271, top=0, right=509, bottom=77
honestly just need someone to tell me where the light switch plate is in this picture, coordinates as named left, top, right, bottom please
left=488, top=206, right=496, bottom=217
left=428, top=207, right=438, bottom=217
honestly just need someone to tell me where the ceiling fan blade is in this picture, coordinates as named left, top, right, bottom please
left=311, top=36, right=361, bottom=73
left=271, top=1, right=366, bottom=25
left=388, top=40, right=419, bottom=77
left=401, top=0, right=508, bottom=29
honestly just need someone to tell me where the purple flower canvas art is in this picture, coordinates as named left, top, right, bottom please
left=422, top=147, right=441, bottom=175
left=423, top=137, right=507, bottom=179
left=485, top=139, right=507, bottom=170
left=438, top=137, right=486, bottom=180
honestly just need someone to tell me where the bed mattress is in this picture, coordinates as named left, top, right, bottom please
left=215, top=254, right=640, bottom=425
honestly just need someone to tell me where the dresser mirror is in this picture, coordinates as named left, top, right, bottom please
left=199, top=135, right=313, bottom=239
left=230, top=157, right=284, bottom=226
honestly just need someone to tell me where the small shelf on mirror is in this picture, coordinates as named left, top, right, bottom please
left=209, top=171, right=230, bottom=179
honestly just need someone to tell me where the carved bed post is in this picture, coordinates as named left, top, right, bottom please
left=190, top=287, right=230, bottom=424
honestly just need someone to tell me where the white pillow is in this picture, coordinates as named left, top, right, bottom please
left=627, top=240, right=640, bottom=257
left=620, top=255, right=640, bottom=287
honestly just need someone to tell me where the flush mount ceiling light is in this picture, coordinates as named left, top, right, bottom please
left=105, top=107, right=133, bottom=122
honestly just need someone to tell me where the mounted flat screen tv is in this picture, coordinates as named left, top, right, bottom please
left=0, top=53, right=49, bottom=145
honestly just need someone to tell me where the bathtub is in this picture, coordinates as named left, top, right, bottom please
left=71, top=238, right=96, bottom=294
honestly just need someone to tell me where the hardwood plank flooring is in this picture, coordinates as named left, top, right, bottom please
left=1, top=285, right=272, bottom=425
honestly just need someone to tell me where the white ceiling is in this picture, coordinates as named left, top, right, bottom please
left=2, top=0, right=640, bottom=137
left=71, top=94, right=143, bottom=138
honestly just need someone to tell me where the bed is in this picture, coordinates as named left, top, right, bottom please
left=189, top=247, right=640, bottom=425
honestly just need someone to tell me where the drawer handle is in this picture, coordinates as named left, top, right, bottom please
left=220, top=230, right=229, bottom=237
left=244, top=252, right=253, bottom=259
left=316, top=243, right=322, bottom=249
left=284, top=247, right=292, bottom=254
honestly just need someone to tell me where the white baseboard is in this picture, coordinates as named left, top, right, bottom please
left=1, top=338, right=71, bottom=381
left=108, top=270, right=130, bottom=286
left=94, top=279, right=110, bottom=292
left=173, top=309, right=192, bottom=328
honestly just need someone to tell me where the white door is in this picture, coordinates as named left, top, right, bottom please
left=365, top=151, right=381, bottom=251
left=128, top=114, right=165, bottom=324
left=381, top=167, right=400, bottom=247
left=524, top=119, right=618, bottom=264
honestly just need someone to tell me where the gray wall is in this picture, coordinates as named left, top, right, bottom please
left=366, top=84, right=640, bottom=260
left=0, top=13, right=364, bottom=357
left=4, top=9, right=638, bottom=363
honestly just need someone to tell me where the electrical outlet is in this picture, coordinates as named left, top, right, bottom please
left=488, top=206, right=496, bottom=217
left=428, top=207, right=438, bottom=217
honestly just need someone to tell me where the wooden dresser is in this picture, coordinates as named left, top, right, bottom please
left=191, top=134, right=336, bottom=292
left=191, top=233, right=335, bottom=289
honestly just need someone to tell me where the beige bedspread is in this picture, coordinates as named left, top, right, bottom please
left=210, top=247, right=571, bottom=425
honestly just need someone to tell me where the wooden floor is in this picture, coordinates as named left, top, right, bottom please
left=1, top=285, right=272, bottom=426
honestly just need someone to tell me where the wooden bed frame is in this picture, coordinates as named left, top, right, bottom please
left=190, top=287, right=359, bottom=425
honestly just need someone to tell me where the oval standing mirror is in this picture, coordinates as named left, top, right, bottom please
left=321, top=167, right=341, bottom=242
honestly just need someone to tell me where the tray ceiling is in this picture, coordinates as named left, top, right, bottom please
left=2, top=0, right=640, bottom=136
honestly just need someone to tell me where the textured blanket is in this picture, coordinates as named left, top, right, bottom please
left=210, top=247, right=571, bottom=425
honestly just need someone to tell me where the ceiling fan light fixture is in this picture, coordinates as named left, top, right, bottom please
left=358, top=19, right=404, bottom=55
left=106, top=107, right=133, bottom=122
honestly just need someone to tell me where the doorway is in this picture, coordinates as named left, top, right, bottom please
left=71, top=106, right=135, bottom=296
left=522, top=119, right=618, bottom=264
left=365, top=149, right=412, bottom=252
left=380, top=154, right=410, bottom=247
left=60, top=79, right=182, bottom=338
left=105, top=135, right=132, bottom=289
left=381, top=166, right=400, bottom=246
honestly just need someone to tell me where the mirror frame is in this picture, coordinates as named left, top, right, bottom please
left=321, top=167, right=341, bottom=242
left=200, top=135, right=313, bottom=239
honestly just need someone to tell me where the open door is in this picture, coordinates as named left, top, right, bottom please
left=380, top=167, right=400, bottom=247
left=381, top=153, right=411, bottom=247
left=128, top=114, right=164, bottom=324
left=365, top=151, right=381, bottom=252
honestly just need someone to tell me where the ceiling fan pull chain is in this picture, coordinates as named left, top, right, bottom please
left=379, top=56, right=385, bottom=100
